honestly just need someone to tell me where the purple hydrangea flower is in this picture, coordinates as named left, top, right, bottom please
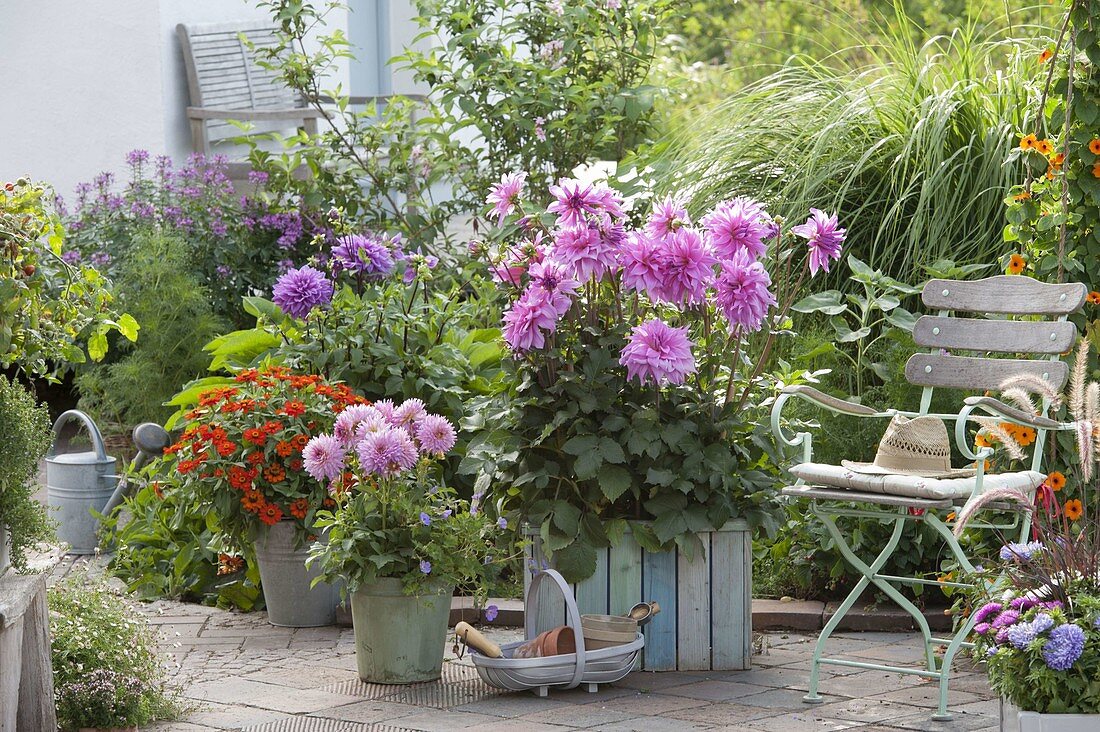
left=415, top=415, right=457, bottom=457
left=356, top=428, right=419, bottom=477
left=302, top=434, right=346, bottom=482
left=272, top=265, right=333, bottom=319
left=620, top=319, right=696, bottom=386
left=420, top=560, right=432, bottom=575
left=713, top=253, right=777, bottom=332
left=792, top=209, right=846, bottom=276
left=487, top=172, right=526, bottom=224
left=1042, top=623, right=1086, bottom=670
left=701, top=197, right=772, bottom=260
left=331, top=234, right=396, bottom=279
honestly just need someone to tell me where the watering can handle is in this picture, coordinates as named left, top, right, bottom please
left=47, top=410, right=109, bottom=461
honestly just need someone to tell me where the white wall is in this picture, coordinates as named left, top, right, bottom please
left=0, top=0, right=418, bottom=198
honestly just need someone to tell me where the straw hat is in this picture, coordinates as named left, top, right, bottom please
left=841, top=414, right=976, bottom=478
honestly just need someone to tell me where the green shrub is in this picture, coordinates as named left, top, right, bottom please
left=49, top=575, right=182, bottom=729
left=0, top=376, right=54, bottom=572
left=75, top=230, right=226, bottom=427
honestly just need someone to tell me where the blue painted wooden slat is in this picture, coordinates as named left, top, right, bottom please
left=642, top=548, right=677, bottom=670
left=575, top=548, right=609, bottom=616
left=677, top=539, right=711, bottom=670
left=711, top=527, right=751, bottom=670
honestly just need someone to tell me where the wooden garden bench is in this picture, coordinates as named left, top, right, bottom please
left=771, top=275, right=1087, bottom=721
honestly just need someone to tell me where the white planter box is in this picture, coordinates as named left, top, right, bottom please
left=1001, top=697, right=1100, bottom=732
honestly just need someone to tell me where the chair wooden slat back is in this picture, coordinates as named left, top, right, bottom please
left=177, top=22, right=314, bottom=154
left=903, top=276, right=1086, bottom=397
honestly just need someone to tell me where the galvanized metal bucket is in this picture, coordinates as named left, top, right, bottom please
left=349, top=577, right=453, bottom=684
left=254, top=520, right=336, bottom=627
left=45, top=411, right=118, bottom=555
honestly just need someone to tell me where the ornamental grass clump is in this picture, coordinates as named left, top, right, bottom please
left=462, top=172, right=843, bottom=580
left=304, top=399, right=517, bottom=601
left=157, top=366, right=369, bottom=548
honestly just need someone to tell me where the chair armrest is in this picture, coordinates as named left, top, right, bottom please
left=961, top=396, right=1064, bottom=430
left=186, top=106, right=324, bottom=121
left=778, top=385, right=878, bottom=416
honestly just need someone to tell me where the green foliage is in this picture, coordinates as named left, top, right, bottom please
left=402, top=0, right=671, bottom=203
left=74, top=231, right=226, bottom=427
left=0, top=376, right=54, bottom=572
left=1, top=178, right=136, bottom=378
left=646, top=23, right=1040, bottom=286
left=49, top=575, right=182, bottom=728
left=102, top=476, right=263, bottom=611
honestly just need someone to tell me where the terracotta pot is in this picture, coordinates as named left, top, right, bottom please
left=537, top=625, right=576, bottom=657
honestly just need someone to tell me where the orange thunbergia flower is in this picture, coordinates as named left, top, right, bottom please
left=1036, top=139, right=1054, bottom=155
left=1064, top=499, right=1084, bottom=521
left=1006, top=254, right=1027, bottom=275
left=1013, top=190, right=1032, bottom=201
left=1050, top=152, right=1065, bottom=168
left=1015, top=426, right=1036, bottom=447
left=946, top=512, right=957, bottom=522
left=975, top=433, right=992, bottom=448
left=1093, top=162, right=1100, bottom=178
left=1090, top=139, right=1100, bottom=155
left=1088, top=291, right=1100, bottom=305
left=1047, top=471, right=1066, bottom=491
left=1039, top=48, right=1054, bottom=63
left=1020, top=134, right=1038, bottom=150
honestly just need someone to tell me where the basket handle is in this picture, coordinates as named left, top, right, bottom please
left=526, top=568, right=587, bottom=690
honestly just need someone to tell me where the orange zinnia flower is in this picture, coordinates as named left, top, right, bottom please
left=1006, top=254, right=1026, bottom=275
left=1036, top=139, right=1054, bottom=155
left=259, top=503, right=284, bottom=525
left=288, top=498, right=309, bottom=520
left=275, top=440, right=293, bottom=457
left=1020, top=134, right=1038, bottom=150
left=263, top=463, right=286, bottom=484
left=1088, top=292, right=1100, bottom=305
left=1047, top=471, right=1066, bottom=491
left=1064, top=499, right=1084, bottom=521
left=243, top=427, right=267, bottom=445
left=1039, top=48, right=1054, bottom=64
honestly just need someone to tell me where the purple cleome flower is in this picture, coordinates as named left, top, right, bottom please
left=272, top=265, right=333, bottom=319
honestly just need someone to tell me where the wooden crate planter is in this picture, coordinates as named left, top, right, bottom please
left=524, top=520, right=752, bottom=671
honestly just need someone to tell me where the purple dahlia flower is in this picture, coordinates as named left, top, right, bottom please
left=416, top=414, right=457, bottom=457
left=331, top=234, right=396, bottom=279
left=701, top=196, right=772, bottom=261
left=356, top=427, right=419, bottom=478
left=272, top=265, right=333, bottom=319
left=302, top=434, right=345, bottom=482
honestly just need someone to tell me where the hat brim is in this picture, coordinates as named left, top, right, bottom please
left=840, top=460, right=976, bottom=479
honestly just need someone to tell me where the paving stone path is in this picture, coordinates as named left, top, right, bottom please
left=46, top=558, right=998, bottom=732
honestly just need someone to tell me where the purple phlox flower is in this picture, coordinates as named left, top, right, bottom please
left=394, top=398, right=427, bottom=428
left=420, top=512, right=432, bottom=526
left=525, top=260, right=578, bottom=318
left=653, top=227, right=717, bottom=306
left=1000, top=541, right=1044, bottom=562
left=991, top=610, right=1020, bottom=629
left=551, top=224, right=617, bottom=281
left=646, top=195, right=690, bottom=239
left=470, top=489, right=485, bottom=517
left=272, top=265, right=333, bottom=319
left=618, top=232, right=664, bottom=298
left=331, top=234, right=395, bottom=279
left=547, top=178, right=624, bottom=228
left=356, top=427, right=419, bottom=478
left=502, top=289, right=560, bottom=352
left=61, top=250, right=82, bottom=265
left=216, top=264, right=232, bottom=278
left=792, top=208, right=846, bottom=276
left=487, top=172, right=526, bottom=224
left=620, top=319, right=696, bottom=386
left=974, top=602, right=1003, bottom=625
left=334, top=404, right=384, bottom=445
left=485, top=604, right=499, bottom=622
left=441, top=509, right=453, bottom=519
left=420, top=560, right=432, bottom=575
left=534, top=116, right=547, bottom=142
left=701, top=196, right=772, bottom=261
left=1042, top=623, right=1085, bottom=670
left=416, top=414, right=457, bottom=457
left=1094, top=616, right=1100, bottom=630
left=713, top=253, right=777, bottom=333
left=302, top=434, right=346, bottom=482
left=497, top=516, right=508, bottom=529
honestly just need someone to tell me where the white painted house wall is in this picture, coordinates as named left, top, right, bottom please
left=0, top=0, right=421, bottom=197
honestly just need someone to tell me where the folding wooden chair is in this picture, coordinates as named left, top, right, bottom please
left=770, top=275, right=1086, bottom=721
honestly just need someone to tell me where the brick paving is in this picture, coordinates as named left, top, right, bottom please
left=47, top=558, right=998, bottom=732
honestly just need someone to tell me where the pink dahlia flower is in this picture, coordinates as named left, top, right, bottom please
left=486, top=172, right=526, bottom=224
left=792, top=208, right=846, bottom=275
left=701, top=197, right=772, bottom=261
left=547, top=178, right=624, bottom=228
left=525, top=260, right=578, bottom=318
left=713, top=254, right=777, bottom=332
left=619, top=319, right=696, bottom=386
left=551, top=225, right=617, bottom=281
left=618, top=232, right=664, bottom=298
left=646, top=195, right=690, bottom=239
left=393, top=398, right=427, bottom=428
left=654, top=228, right=717, bottom=306
left=302, top=434, right=345, bottom=482
left=356, top=427, right=419, bottom=477
left=502, top=292, right=559, bottom=352
left=334, top=404, right=383, bottom=446
left=416, top=414, right=457, bottom=456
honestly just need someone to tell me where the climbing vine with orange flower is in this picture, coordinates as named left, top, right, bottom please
left=158, top=365, right=368, bottom=546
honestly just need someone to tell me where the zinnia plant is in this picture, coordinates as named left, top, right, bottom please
left=158, top=366, right=368, bottom=546
left=461, top=172, right=843, bottom=580
left=305, top=399, right=517, bottom=599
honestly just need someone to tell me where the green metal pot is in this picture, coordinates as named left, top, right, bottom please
left=350, top=578, right=453, bottom=683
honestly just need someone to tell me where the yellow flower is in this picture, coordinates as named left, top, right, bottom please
left=1006, top=254, right=1027, bottom=275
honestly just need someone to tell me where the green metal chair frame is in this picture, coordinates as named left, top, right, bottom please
left=770, top=275, right=1087, bottom=721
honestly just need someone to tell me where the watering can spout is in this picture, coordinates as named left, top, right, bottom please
left=101, top=423, right=171, bottom=516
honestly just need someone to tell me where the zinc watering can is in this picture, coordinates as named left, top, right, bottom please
left=46, top=412, right=172, bottom=555
left=46, top=410, right=120, bottom=554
